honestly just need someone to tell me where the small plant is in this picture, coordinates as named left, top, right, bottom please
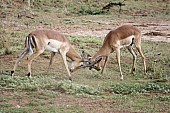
left=78, top=7, right=108, bottom=15
left=157, top=95, right=170, bottom=101
left=57, top=80, right=102, bottom=95
left=69, top=36, right=102, bottom=45
left=107, top=82, right=170, bottom=95
left=0, top=75, right=56, bottom=91
left=63, top=19, right=74, bottom=24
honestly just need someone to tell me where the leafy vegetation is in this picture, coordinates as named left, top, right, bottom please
left=107, top=83, right=170, bottom=95
left=1, top=74, right=169, bottom=95
left=0, top=74, right=57, bottom=91
left=57, top=80, right=102, bottom=95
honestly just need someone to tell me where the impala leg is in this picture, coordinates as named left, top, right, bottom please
left=101, top=56, right=109, bottom=74
left=136, top=46, right=147, bottom=76
left=115, top=48, right=123, bottom=80
left=11, top=48, right=29, bottom=77
left=60, top=51, right=72, bottom=81
left=27, top=50, right=43, bottom=78
left=47, top=52, right=56, bottom=73
left=127, top=46, right=137, bottom=74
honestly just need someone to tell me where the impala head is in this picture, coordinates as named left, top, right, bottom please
left=69, top=51, right=90, bottom=72
left=87, top=55, right=103, bottom=71
left=69, top=51, right=102, bottom=72
left=69, top=61, right=83, bottom=72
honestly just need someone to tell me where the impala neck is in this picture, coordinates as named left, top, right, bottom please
left=66, top=46, right=82, bottom=61
left=92, top=44, right=112, bottom=60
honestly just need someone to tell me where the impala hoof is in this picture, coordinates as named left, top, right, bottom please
left=69, top=77, right=72, bottom=81
left=11, top=71, right=14, bottom=76
left=144, top=72, right=147, bottom=75
left=95, top=66, right=101, bottom=71
left=27, top=72, right=32, bottom=79
left=120, top=76, right=123, bottom=81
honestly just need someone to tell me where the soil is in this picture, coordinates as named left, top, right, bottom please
left=58, top=19, right=170, bottom=42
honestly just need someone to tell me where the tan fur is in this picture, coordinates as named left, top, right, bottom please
left=11, top=30, right=83, bottom=81
left=91, top=25, right=147, bottom=80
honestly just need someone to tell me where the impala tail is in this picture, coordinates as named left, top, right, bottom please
left=11, top=35, right=36, bottom=76
left=18, top=35, right=35, bottom=58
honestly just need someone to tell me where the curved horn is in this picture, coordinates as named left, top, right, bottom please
left=79, top=56, right=102, bottom=69
left=89, top=56, right=102, bottom=70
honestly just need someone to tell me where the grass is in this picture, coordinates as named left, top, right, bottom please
left=0, top=0, right=170, bottom=112
left=1, top=36, right=170, bottom=112
left=1, top=38, right=170, bottom=112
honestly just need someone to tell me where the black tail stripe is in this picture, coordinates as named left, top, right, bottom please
left=25, top=36, right=28, bottom=48
left=30, top=38, right=34, bottom=48
left=31, top=36, right=37, bottom=48
left=31, top=36, right=36, bottom=48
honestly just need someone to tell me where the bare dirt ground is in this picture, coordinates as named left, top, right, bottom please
left=52, top=19, right=170, bottom=42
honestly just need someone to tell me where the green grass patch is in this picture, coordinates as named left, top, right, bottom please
left=0, top=107, right=32, bottom=113
left=57, top=80, right=102, bottom=96
left=0, top=74, right=57, bottom=91
left=107, top=82, right=170, bottom=95
left=69, top=36, right=102, bottom=44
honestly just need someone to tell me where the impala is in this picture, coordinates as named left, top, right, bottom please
left=11, top=30, right=91, bottom=81
left=88, top=25, right=147, bottom=80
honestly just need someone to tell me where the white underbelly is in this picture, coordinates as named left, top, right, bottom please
left=45, top=39, right=63, bottom=52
